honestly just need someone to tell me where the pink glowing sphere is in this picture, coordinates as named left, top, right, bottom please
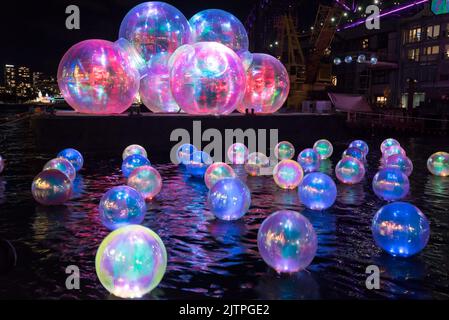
left=227, top=143, right=249, bottom=165
left=58, top=39, right=140, bottom=114
left=170, top=42, right=246, bottom=115
left=32, top=169, right=73, bottom=206
left=127, top=165, right=162, bottom=201
left=204, top=162, right=236, bottom=189
left=382, top=145, right=406, bottom=164
left=273, top=160, right=304, bottom=190
left=237, top=53, right=290, bottom=114
left=43, top=158, right=76, bottom=182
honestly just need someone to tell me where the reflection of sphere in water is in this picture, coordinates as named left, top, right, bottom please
left=335, top=157, right=365, bottom=184
left=32, top=169, right=73, bottom=206
left=185, top=151, right=213, bottom=178
left=57, top=148, right=84, bottom=172
left=244, top=152, right=270, bottom=176
left=99, top=186, right=146, bottom=230
left=170, top=42, right=246, bottom=115
left=43, top=158, right=76, bottom=182
left=273, top=160, right=304, bottom=190
left=274, top=141, right=295, bottom=160
left=122, top=144, right=148, bottom=161
left=342, top=147, right=364, bottom=162
left=119, top=2, right=191, bottom=63
left=122, top=154, right=151, bottom=178
left=127, top=166, right=162, bottom=201
left=258, top=210, right=317, bottom=273
left=208, top=178, right=251, bottom=221
left=0, top=239, right=17, bottom=275
left=349, top=140, right=369, bottom=157
left=177, top=144, right=197, bottom=165
left=298, top=173, right=337, bottom=211
left=189, top=9, right=249, bottom=54
left=237, top=53, right=290, bottom=114
left=96, top=225, right=167, bottom=299
left=297, top=148, right=320, bottom=173
left=57, top=39, right=140, bottom=114
left=372, top=202, right=430, bottom=257
left=384, top=154, right=414, bottom=177
left=372, top=168, right=409, bottom=201
left=313, top=139, right=333, bottom=160
left=427, top=152, right=449, bottom=177
left=227, top=143, right=248, bottom=165
left=0, top=155, right=4, bottom=174
left=204, top=162, right=236, bottom=189
left=381, top=138, right=400, bottom=153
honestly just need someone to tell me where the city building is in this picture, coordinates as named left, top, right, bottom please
left=16, top=66, right=32, bottom=98
left=4, top=64, right=17, bottom=95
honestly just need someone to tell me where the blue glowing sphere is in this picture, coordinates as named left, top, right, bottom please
left=99, top=186, right=146, bottom=230
left=57, top=148, right=84, bottom=172
left=333, top=57, right=342, bottom=65
left=122, top=154, right=151, bottom=178
left=185, top=151, right=213, bottom=178
left=343, top=147, right=365, bottom=162
left=297, top=148, right=321, bottom=173
left=372, top=168, right=410, bottom=201
left=370, top=56, right=378, bottom=65
left=349, top=140, right=369, bottom=158
left=357, top=54, right=366, bottom=63
left=208, top=178, right=251, bottom=221
left=176, top=144, right=197, bottom=165
left=345, top=56, right=353, bottom=64
left=372, top=202, right=430, bottom=257
left=298, top=173, right=337, bottom=211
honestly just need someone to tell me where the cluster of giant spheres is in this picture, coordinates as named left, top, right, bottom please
left=57, top=2, right=290, bottom=116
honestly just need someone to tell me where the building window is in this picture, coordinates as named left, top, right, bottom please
left=376, top=96, right=388, bottom=107
left=445, top=44, right=449, bottom=59
left=401, top=93, right=425, bottom=109
left=362, top=38, right=369, bottom=49
left=421, top=45, right=440, bottom=62
left=405, top=27, right=422, bottom=43
left=407, top=48, right=420, bottom=62
left=426, top=25, right=440, bottom=39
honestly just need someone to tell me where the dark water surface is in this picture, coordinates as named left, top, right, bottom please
left=0, top=105, right=448, bottom=300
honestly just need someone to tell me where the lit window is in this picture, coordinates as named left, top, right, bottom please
left=407, top=48, right=420, bottom=62
left=427, top=25, right=440, bottom=39
left=406, top=27, right=422, bottom=43
left=362, top=38, right=369, bottom=49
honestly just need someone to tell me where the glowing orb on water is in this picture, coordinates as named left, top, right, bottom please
left=208, top=178, right=251, bottom=221
left=349, top=140, right=369, bottom=158
left=258, top=210, right=317, bottom=273
left=313, top=139, right=333, bottom=160
left=372, top=168, right=410, bottom=201
left=384, top=154, right=414, bottom=177
left=204, top=162, right=236, bottom=189
left=122, top=144, right=148, bottom=161
left=273, top=160, right=304, bottom=190
left=297, top=148, right=320, bottom=173
left=427, top=152, right=449, bottom=177
left=95, top=225, right=167, bottom=299
left=381, top=138, right=400, bottom=153
left=298, top=173, right=337, bottom=211
left=176, top=144, right=197, bottom=165
left=122, top=154, right=151, bottom=178
left=43, top=158, right=76, bottom=182
left=274, top=141, right=295, bottom=160
left=57, top=148, right=84, bottom=172
left=382, top=145, right=406, bottom=161
left=333, top=57, right=342, bottom=65
left=31, top=169, right=73, bottom=206
left=357, top=54, right=366, bottom=63
left=345, top=56, right=353, bottom=64
left=335, top=157, right=365, bottom=184
left=99, top=186, right=146, bottom=230
left=185, top=151, right=213, bottom=178
left=343, top=147, right=365, bottom=162
left=127, top=166, right=162, bottom=201
left=370, top=56, right=378, bottom=65
left=372, top=202, right=430, bottom=258
left=244, top=152, right=270, bottom=176
left=227, top=143, right=248, bottom=165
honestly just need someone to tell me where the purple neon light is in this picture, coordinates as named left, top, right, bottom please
left=335, top=0, right=357, bottom=12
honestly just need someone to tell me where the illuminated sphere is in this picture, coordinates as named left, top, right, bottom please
left=122, top=154, right=151, bottom=178
left=349, top=140, right=369, bottom=158
left=239, top=50, right=253, bottom=71
left=345, top=56, right=353, bottom=64
left=258, top=210, right=317, bottom=273
left=227, top=143, right=248, bottom=165
left=244, top=152, right=270, bottom=176
left=384, top=154, right=414, bottom=177
left=114, top=38, right=146, bottom=76
left=170, top=42, right=246, bottom=115
left=298, top=173, right=337, bottom=211
left=370, top=56, right=378, bottom=65
left=372, top=202, right=430, bottom=257
left=31, top=169, right=73, bottom=206
left=427, top=152, right=449, bottom=177
left=237, top=53, right=290, bottom=114
left=185, top=151, right=213, bottom=178
left=382, top=145, right=406, bottom=161
left=57, top=39, right=140, bottom=114
left=273, top=160, right=304, bottom=189
left=372, top=168, right=410, bottom=201
left=357, top=54, right=366, bottom=63
left=335, top=157, right=365, bottom=185
left=297, top=148, right=320, bottom=173
left=127, top=166, right=162, bottom=201
left=208, top=178, right=251, bottom=221
left=0, top=155, right=4, bottom=174
left=43, top=158, right=76, bottom=182
left=140, top=53, right=181, bottom=113
left=99, top=186, right=146, bottom=230
left=313, top=139, right=333, bottom=160
left=189, top=9, right=249, bottom=54
left=122, top=144, right=148, bottom=161
left=274, top=141, right=295, bottom=160
left=343, top=147, right=365, bottom=162
left=119, top=2, right=191, bottom=64
left=57, top=148, right=84, bottom=172
left=176, top=144, right=197, bottom=165
left=333, top=57, right=342, bottom=65
left=204, top=162, right=236, bottom=189
left=381, top=138, right=400, bottom=153
left=95, top=225, right=167, bottom=299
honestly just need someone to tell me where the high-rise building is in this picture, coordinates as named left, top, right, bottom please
left=16, top=66, right=33, bottom=98
left=4, top=64, right=17, bottom=95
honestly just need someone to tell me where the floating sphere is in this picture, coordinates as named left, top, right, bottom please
left=170, top=42, right=246, bottom=115
left=372, top=168, right=410, bottom=201
left=274, top=141, right=295, bottom=160
left=384, top=154, right=414, bottom=177
left=273, top=160, right=304, bottom=189
left=122, top=144, right=148, bottom=161
left=239, top=50, right=253, bottom=71
left=204, top=162, right=236, bottom=189
left=122, top=154, right=151, bottom=178
left=342, top=147, right=365, bottom=162
left=372, top=202, right=430, bottom=257
left=127, top=166, right=162, bottom=201
left=335, top=157, right=365, bottom=184
left=345, top=56, right=353, bottom=64
left=227, top=143, right=248, bottom=165
left=333, top=57, right=342, bottom=65
left=370, top=56, right=378, bottom=65
left=43, top=158, right=76, bottom=182
left=0, top=155, right=4, bottom=174
left=313, top=139, right=333, bottom=160
left=99, top=186, right=146, bottom=230
left=176, top=144, right=197, bottom=165
left=427, top=152, right=449, bottom=177
left=297, top=148, right=320, bottom=173
left=258, top=210, right=317, bottom=273
left=382, top=145, right=406, bottom=161
left=57, top=39, right=140, bottom=114
left=357, top=54, right=366, bottom=63
left=185, top=151, right=213, bottom=178
left=298, top=173, right=337, bottom=211
left=381, top=138, right=400, bottom=153
left=95, top=225, right=167, bottom=299
left=119, top=2, right=191, bottom=64
left=31, top=169, right=73, bottom=206
left=189, top=9, right=249, bottom=54
left=349, top=140, right=369, bottom=158
left=237, top=53, right=290, bottom=114
left=244, top=152, right=270, bottom=176
left=208, top=178, right=251, bottom=221
left=57, top=148, right=84, bottom=172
